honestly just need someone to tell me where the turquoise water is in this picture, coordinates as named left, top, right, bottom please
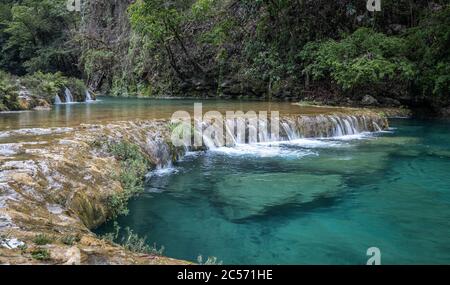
left=98, top=119, right=450, bottom=264
left=0, top=97, right=328, bottom=130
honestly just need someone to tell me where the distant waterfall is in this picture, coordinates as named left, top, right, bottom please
left=194, top=114, right=388, bottom=150
left=64, top=88, right=74, bottom=103
left=85, top=90, right=94, bottom=102
left=54, top=95, right=62, bottom=104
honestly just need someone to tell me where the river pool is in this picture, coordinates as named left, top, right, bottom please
left=97, top=118, right=450, bottom=265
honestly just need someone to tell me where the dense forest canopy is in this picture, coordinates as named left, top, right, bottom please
left=0, top=0, right=449, bottom=114
left=0, top=0, right=79, bottom=75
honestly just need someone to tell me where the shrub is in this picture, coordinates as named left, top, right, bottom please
left=121, top=227, right=165, bottom=256
left=21, top=71, right=68, bottom=101
left=106, top=141, right=152, bottom=218
left=406, top=6, right=450, bottom=99
left=60, top=234, right=80, bottom=246
left=0, top=70, right=21, bottom=111
left=31, top=248, right=51, bottom=261
left=65, top=77, right=87, bottom=101
left=101, top=222, right=164, bottom=256
left=33, top=234, right=53, bottom=245
left=300, top=28, right=415, bottom=96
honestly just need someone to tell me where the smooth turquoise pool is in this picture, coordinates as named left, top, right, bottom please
left=98, top=119, right=450, bottom=264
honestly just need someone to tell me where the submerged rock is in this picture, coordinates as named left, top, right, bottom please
left=216, top=173, right=344, bottom=220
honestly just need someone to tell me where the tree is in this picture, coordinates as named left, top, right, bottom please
left=129, top=0, right=209, bottom=81
left=0, top=0, right=80, bottom=76
left=300, top=28, right=415, bottom=97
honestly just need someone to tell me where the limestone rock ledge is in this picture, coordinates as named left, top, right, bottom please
left=0, top=120, right=188, bottom=265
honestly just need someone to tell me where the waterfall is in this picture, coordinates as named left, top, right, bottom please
left=281, top=120, right=298, bottom=140
left=64, top=88, right=74, bottom=103
left=54, top=95, right=62, bottom=104
left=194, top=114, right=388, bottom=150
left=85, top=90, right=94, bottom=102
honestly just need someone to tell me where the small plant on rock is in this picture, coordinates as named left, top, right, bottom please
left=33, top=234, right=53, bottom=245
left=31, top=248, right=51, bottom=261
left=60, top=234, right=80, bottom=246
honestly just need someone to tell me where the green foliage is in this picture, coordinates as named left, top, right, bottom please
left=300, top=28, right=415, bottom=94
left=31, top=248, right=51, bottom=261
left=65, top=77, right=87, bottom=102
left=60, top=234, right=80, bottom=246
left=406, top=6, right=450, bottom=98
left=0, top=0, right=448, bottom=113
left=0, top=0, right=79, bottom=75
left=199, top=18, right=235, bottom=47
left=33, top=234, right=53, bottom=246
left=0, top=70, right=83, bottom=110
left=100, top=221, right=121, bottom=243
left=129, top=0, right=187, bottom=47
left=0, top=70, right=20, bottom=111
left=244, top=42, right=295, bottom=92
left=81, top=49, right=115, bottom=83
left=22, top=72, right=68, bottom=100
left=101, top=222, right=165, bottom=255
left=192, top=0, right=216, bottom=19
left=19, top=71, right=86, bottom=102
left=106, top=141, right=152, bottom=218
left=121, top=227, right=165, bottom=255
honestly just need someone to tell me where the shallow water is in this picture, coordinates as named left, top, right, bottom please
left=98, top=119, right=450, bottom=264
left=0, top=97, right=347, bottom=131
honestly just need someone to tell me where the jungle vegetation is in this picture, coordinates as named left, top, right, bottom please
left=0, top=0, right=448, bottom=114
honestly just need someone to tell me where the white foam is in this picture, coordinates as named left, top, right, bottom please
left=0, top=144, right=20, bottom=156
left=184, top=151, right=201, bottom=157
left=277, top=138, right=344, bottom=148
left=147, top=167, right=179, bottom=178
left=322, top=132, right=375, bottom=141
left=210, top=144, right=317, bottom=158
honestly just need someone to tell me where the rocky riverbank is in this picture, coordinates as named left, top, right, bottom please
left=1, top=71, right=95, bottom=112
left=0, top=110, right=390, bottom=264
left=0, top=120, right=187, bottom=264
